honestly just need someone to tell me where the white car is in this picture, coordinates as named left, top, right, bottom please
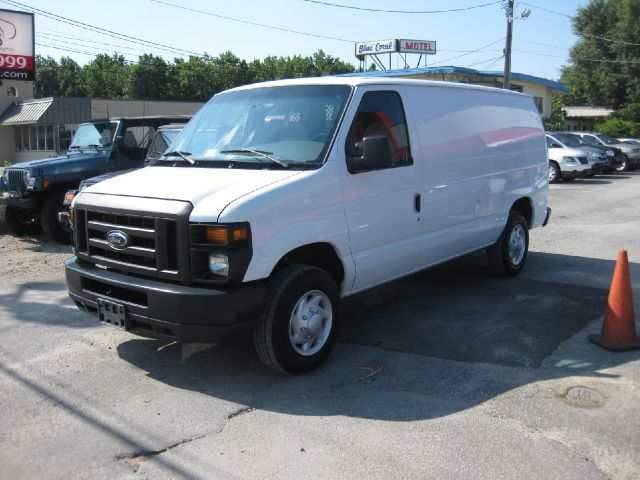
left=546, top=137, right=591, bottom=183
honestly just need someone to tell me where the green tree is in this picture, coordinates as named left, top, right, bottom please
left=543, top=95, right=566, bottom=131
left=560, top=0, right=640, bottom=108
left=128, top=54, right=169, bottom=100
left=211, top=51, right=250, bottom=92
left=81, top=54, right=130, bottom=99
left=34, top=55, right=60, bottom=98
left=58, top=57, right=84, bottom=97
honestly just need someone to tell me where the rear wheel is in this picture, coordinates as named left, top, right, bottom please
left=4, top=205, right=42, bottom=236
left=253, top=265, right=340, bottom=374
left=487, top=211, right=529, bottom=277
left=41, top=192, right=71, bottom=244
left=548, top=162, right=561, bottom=183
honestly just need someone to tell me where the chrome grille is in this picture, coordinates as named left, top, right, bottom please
left=73, top=193, right=192, bottom=282
left=87, top=211, right=158, bottom=269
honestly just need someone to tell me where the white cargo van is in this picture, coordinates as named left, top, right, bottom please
left=65, top=77, right=550, bottom=373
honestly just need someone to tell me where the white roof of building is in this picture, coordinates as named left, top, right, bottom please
left=562, top=106, right=614, bottom=118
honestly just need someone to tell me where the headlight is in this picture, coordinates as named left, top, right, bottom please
left=606, top=150, right=614, bottom=156
left=208, top=253, right=229, bottom=277
left=190, top=222, right=252, bottom=284
left=562, top=156, right=578, bottom=164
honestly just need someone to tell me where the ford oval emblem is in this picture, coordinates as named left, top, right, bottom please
left=106, top=230, right=130, bottom=250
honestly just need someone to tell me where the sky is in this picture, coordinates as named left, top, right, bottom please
left=0, top=0, right=591, bottom=82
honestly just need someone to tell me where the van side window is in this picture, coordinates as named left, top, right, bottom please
left=346, top=91, right=412, bottom=168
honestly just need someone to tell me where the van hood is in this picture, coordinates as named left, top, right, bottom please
left=85, top=165, right=303, bottom=210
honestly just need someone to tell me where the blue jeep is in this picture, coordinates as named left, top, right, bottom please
left=0, top=116, right=189, bottom=243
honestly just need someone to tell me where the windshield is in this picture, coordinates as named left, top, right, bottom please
left=596, top=134, right=618, bottom=145
left=553, top=133, right=581, bottom=147
left=167, top=85, right=351, bottom=168
left=70, top=122, right=118, bottom=149
left=146, top=128, right=182, bottom=161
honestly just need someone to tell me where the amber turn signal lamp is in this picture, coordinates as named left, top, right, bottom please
left=206, top=226, right=228, bottom=244
left=233, top=227, right=248, bottom=242
left=65, top=192, right=75, bottom=202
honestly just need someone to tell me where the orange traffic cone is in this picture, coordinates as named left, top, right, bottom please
left=589, top=250, right=640, bottom=351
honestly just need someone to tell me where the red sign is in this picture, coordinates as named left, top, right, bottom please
left=0, top=53, right=33, bottom=69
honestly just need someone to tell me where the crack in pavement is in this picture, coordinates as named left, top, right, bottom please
left=116, top=434, right=207, bottom=473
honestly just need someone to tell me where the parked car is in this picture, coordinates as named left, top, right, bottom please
left=545, top=132, right=609, bottom=176
left=65, top=77, right=550, bottom=373
left=545, top=136, right=591, bottom=183
left=0, top=116, right=191, bottom=243
left=569, top=132, right=640, bottom=171
left=618, top=138, right=640, bottom=147
left=558, top=132, right=624, bottom=173
left=58, top=123, right=186, bottom=232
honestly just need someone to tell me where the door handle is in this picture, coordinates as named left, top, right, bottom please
left=414, top=193, right=421, bottom=213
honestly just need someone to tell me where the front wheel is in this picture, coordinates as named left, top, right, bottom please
left=4, top=205, right=42, bottom=236
left=548, top=162, right=561, bottom=183
left=253, top=265, right=340, bottom=374
left=486, top=211, right=529, bottom=277
left=41, top=193, right=71, bottom=244
left=616, top=155, right=629, bottom=172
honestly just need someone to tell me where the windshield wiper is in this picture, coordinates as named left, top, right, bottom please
left=220, top=149, right=288, bottom=168
left=162, top=150, right=195, bottom=165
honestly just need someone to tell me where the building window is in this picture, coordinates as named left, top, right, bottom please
left=14, top=125, right=59, bottom=151
left=533, top=97, right=543, bottom=114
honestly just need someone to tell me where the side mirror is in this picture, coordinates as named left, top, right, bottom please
left=347, top=135, right=394, bottom=173
left=115, top=135, right=124, bottom=148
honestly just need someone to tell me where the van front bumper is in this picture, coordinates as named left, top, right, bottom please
left=65, top=257, right=266, bottom=343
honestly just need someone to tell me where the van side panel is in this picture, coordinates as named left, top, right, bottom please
left=404, top=85, right=547, bottom=267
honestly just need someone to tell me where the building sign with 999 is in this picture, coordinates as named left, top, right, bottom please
left=0, top=9, right=35, bottom=82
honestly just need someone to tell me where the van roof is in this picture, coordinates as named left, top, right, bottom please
left=222, top=75, right=527, bottom=97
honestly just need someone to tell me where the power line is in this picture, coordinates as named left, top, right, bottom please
left=520, top=1, right=640, bottom=47
left=38, top=28, right=177, bottom=57
left=514, top=35, right=570, bottom=51
left=149, top=0, right=356, bottom=43
left=0, top=0, right=200, bottom=57
left=430, top=37, right=505, bottom=66
left=300, top=0, right=501, bottom=14
left=36, top=33, right=147, bottom=57
left=519, top=2, right=572, bottom=18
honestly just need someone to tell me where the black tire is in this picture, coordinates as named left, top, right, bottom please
left=253, top=265, right=340, bottom=374
left=4, top=205, right=42, bottom=236
left=41, top=192, right=71, bottom=244
left=548, top=162, right=561, bottom=183
left=486, top=211, right=529, bottom=277
left=616, top=155, right=628, bottom=172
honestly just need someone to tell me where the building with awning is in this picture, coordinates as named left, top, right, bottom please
left=0, top=90, right=203, bottom=165
left=562, top=106, right=614, bottom=131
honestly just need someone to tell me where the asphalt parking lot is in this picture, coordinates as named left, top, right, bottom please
left=1, top=172, right=639, bottom=479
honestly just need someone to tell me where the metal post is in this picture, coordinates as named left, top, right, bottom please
left=503, top=0, right=514, bottom=90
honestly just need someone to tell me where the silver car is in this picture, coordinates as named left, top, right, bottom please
left=571, top=132, right=640, bottom=171
left=546, top=132, right=609, bottom=176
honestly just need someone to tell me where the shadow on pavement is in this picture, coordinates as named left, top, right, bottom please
left=115, top=251, right=639, bottom=422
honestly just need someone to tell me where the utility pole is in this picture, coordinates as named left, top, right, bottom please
left=503, top=0, right=514, bottom=90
